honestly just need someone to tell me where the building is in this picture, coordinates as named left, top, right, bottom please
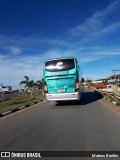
left=90, top=78, right=108, bottom=89
left=108, top=74, right=120, bottom=86
left=92, top=78, right=108, bottom=84
left=91, top=83, right=106, bottom=89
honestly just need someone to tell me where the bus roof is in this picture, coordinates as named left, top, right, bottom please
left=45, top=57, right=77, bottom=62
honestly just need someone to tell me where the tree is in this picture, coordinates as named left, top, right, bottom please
left=19, top=76, right=35, bottom=88
left=35, top=78, right=44, bottom=93
left=86, top=79, right=92, bottom=86
left=28, top=80, right=35, bottom=88
left=19, top=76, right=29, bottom=87
left=19, top=76, right=36, bottom=98
left=19, top=76, right=44, bottom=96
left=36, top=80, right=42, bottom=89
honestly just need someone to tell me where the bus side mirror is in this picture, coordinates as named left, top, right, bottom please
left=81, top=78, right=84, bottom=83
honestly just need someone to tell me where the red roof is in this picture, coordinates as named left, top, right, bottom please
left=91, top=83, right=106, bottom=88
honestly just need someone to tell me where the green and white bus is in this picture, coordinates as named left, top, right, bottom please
left=43, top=57, right=84, bottom=102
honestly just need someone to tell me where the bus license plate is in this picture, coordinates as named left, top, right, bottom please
left=58, top=88, right=64, bottom=92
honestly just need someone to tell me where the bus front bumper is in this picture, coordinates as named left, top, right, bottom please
left=45, top=92, right=81, bottom=101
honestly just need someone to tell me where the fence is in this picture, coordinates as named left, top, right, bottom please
left=95, top=89, right=120, bottom=100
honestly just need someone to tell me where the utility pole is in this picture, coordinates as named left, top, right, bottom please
left=112, top=69, right=120, bottom=92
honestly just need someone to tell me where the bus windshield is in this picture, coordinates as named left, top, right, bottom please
left=45, top=59, right=75, bottom=72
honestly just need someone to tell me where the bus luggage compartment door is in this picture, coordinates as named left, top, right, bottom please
left=47, top=77, right=75, bottom=94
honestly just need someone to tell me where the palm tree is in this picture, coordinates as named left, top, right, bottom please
left=28, top=80, right=35, bottom=88
left=36, top=80, right=43, bottom=89
left=19, top=76, right=29, bottom=87
left=19, top=76, right=35, bottom=88
left=35, top=78, right=44, bottom=92
left=19, top=76, right=36, bottom=98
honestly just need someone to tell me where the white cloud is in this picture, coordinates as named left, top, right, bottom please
left=79, top=55, right=103, bottom=63
left=68, top=0, right=120, bottom=39
left=9, top=46, right=22, bottom=55
left=0, top=54, right=44, bottom=89
left=101, top=22, right=120, bottom=33
left=0, top=55, right=8, bottom=59
left=93, top=0, right=120, bottom=19
left=0, top=1, right=120, bottom=87
left=41, top=49, right=76, bottom=61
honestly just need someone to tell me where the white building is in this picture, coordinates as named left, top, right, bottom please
left=92, top=78, right=107, bottom=84
left=108, top=74, right=120, bottom=86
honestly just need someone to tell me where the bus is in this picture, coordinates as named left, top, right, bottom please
left=43, top=57, right=84, bottom=102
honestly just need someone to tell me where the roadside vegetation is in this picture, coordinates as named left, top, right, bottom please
left=0, top=76, right=45, bottom=114
left=106, top=95, right=120, bottom=106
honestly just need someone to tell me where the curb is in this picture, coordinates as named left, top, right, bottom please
left=0, top=100, right=45, bottom=118
left=95, top=90, right=120, bottom=108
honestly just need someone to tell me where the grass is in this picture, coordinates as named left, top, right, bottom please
left=0, top=92, right=45, bottom=114
left=106, top=95, right=114, bottom=102
left=106, top=95, right=120, bottom=105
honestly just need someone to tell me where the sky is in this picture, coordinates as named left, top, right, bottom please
left=0, top=0, right=120, bottom=89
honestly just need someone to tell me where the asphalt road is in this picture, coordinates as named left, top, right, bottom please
left=0, top=89, right=120, bottom=159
